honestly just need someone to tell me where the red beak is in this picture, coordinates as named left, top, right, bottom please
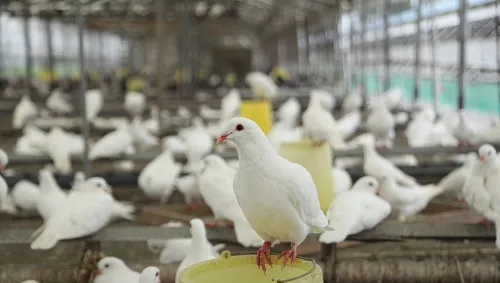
left=95, top=270, right=102, bottom=276
left=479, top=156, right=485, bottom=161
left=216, top=134, right=229, bottom=144
left=376, top=187, right=380, bottom=195
left=0, top=165, right=4, bottom=172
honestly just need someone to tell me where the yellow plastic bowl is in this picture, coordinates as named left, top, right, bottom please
left=180, top=250, right=322, bottom=283
left=240, top=99, right=273, bottom=135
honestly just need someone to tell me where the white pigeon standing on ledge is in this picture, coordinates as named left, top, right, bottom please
left=216, top=117, right=331, bottom=274
left=319, top=176, right=391, bottom=243
left=366, top=100, right=395, bottom=148
left=0, top=149, right=16, bottom=215
left=37, top=168, right=67, bottom=221
left=245, top=72, right=278, bottom=99
left=30, top=178, right=135, bottom=250
left=93, top=257, right=140, bottom=283
left=452, top=110, right=478, bottom=147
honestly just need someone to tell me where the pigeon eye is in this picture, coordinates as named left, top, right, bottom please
left=155, top=272, right=159, bottom=277
left=104, top=264, right=109, bottom=268
left=236, top=124, right=244, bottom=131
left=368, top=182, right=373, bottom=187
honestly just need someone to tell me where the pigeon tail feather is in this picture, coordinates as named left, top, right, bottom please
left=31, top=228, right=59, bottom=250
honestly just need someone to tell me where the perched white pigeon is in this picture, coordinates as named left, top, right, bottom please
left=46, top=127, right=72, bottom=173
left=130, top=116, right=159, bottom=150
left=342, top=86, right=363, bottom=113
left=175, top=219, right=217, bottom=283
left=438, top=153, right=476, bottom=201
left=182, top=117, right=214, bottom=173
left=378, top=176, right=443, bottom=222
left=175, top=174, right=201, bottom=205
left=302, top=90, right=346, bottom=149
left=30, top=178, right=135, bottom=250
left=476, top=145, right=500, bottom=216
left=216, top=117, right=331, bottom=273
left=124, top=91, right=146, bottom=116
left=93, top=257, right=140, bottom=283
left=37, top=168, right=67, bottom=221
left=332, top=167, right=352, bottom=197
left=337, top=110, right=361, bottom=140
left=147, top=221, right=224, bottom=264
left=89, top=126, right=135, bottom=160
left=14, top=136, right=44, bottom=155
left=277, top=97, right=301, bottom=127
left=23, top=124, right=48, bottom=151
left=319, top=176, right=391, bottom=243
left=13, top=95, right=38, bottom=129
left=139, top=267, right=161, bottom=283
left=381, top=88, right=403, bottom=110
left=267, top=121, right=303, bottom=150
left=245, top=72, right=278, bottom=99
left=46, top=88, right=73, bottom=114
left=452, top=110, right=478, bottom=147
left=162, top=135, right=187, bottom=155
left=10, top=180, right=40, bottom=213
left=362, top=141, right=417, bottom=187
left=220, top=89, right=241, bottom=120
left=366, top=100, right=395, bottom=148
left=0, top=150, right=16, bottom=215
left=85, top=89, right=103, bottom=121
left=310, top=89, right=335, bottom=110
left=198, top=154, right=263, bottom=247
left=138, top=149, right=182, bottom=202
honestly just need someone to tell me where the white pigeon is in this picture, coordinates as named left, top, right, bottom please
left=198, top=154, right=263, bottom=247
left=175, top=219, right=217, bottom=283
left=13, top=95, right=38, bottom=129
left=10, top=180, right=40, bottom=213
left=195, top=1, right=208, bottom=16
left=332, top=167, right=352, bottom=197
left=0, top=150, right=16, bottom=215
left=14, top=136, right=45, bottom=155
left=23, top=124, right=48, bottom=151
left=147, top=221, right=224, bottom=264
left=476, top=145, right=500, bottom=216
left=175, top=174, right=201, bottom=205
left=130, top=116, right=159, bottom=150
left=139, top=267, right=161, bottom=283
left=452, top=110, right=478, bottom=147
left=162, top=135, right=187, bottom=155
left=30, top=178, right=135, bottom=250
left=277, top=97, right=301, bottom=127
left=46, top=88, right=73, bottom=114
left=366, top=100, right=395, bottom=148
left=267, top=121, right=303, bottom=150
left=93, top=257, right=140, bottom=283
left=405, top=111, right=435, bottom=147
left=245, top=72, right=278, bottom=99
left=216, top=117, right=331, bottom=273
left=199, top=104, right=221, bottom=120
left=319, top=176, right=391, bottom=243
left=310, top=89, right=335, bottom=110
left=182, top=117, right=214, bottom=173
left=85, top=89, right=103, bottom=122
left=380, top=88, right=403, bottom=110
left=124, top=91, right=146, bottom=116
left=378, top=176, right=443, bottom=222
left=337, top=110, right=361, bottom=140
left=138, top=149, right=182, bottom=202
left=89, top=125, right=135, bottom=160
left=220, top=88, right=241, bottom=120
left=46, top=126, right=72, bottom=173
left=438, top=153, right=477, bottom=202
left=362, top=141, right=417, bottom=187
left=302, top=90, right=346, bottom=149
left=342, top=86, right=363, bottom=113
left=37, top=168, right=67, bottom=221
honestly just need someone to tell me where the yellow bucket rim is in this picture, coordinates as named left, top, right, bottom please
left=180, top=250, right=319, bottom=283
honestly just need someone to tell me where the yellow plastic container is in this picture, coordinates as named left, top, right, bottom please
left=180, top=250, right=322, bottom=283
left=127, top=77, right=145, bottom=92
left=240, top=100, right=273, bottom=135
left=278, top=141, right=334, bottom=212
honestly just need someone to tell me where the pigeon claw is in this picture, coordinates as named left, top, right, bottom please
left=276, top=244, right=297, bottom=270
left=312, top=140, right=325, bottom=147
left=478, top=218, right=490, bottom=228
left=256, top=241, right=273, bottom=275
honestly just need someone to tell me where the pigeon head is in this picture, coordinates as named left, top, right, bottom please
left=80, top=177, right=112, bottom=195
left=96, top=257, right=128, bottom=276
left=351, top=176, right=379, bottom=195
left=478, top=144, right=496, bottom=162
left=189, top=218, right=207, bottom=239
left=0, top=149, right=9, bottom=171
left=216, top=117, right=262, bottom=144
left=139, top=266, right=161, bottom=283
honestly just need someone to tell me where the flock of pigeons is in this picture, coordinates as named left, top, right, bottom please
left=4, top=70, right=500, bottom=282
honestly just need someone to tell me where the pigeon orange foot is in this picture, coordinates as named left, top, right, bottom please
left=312, top=140, right=325, bottom=147
left=276, top=243, right=297, bottom=269
left=256, top=241, right=273, bottom=274
left=477, top=218, right=489, bottom=228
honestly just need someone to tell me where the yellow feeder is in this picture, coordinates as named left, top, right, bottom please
left=180, top=250, right=322, bottom=283
left=40, top=70, right=58, bottom=83
left=278, top=141, right=334, bottom=212
left=127, top=76, right=145, bottom=92
left=240, top=99, right=273, bottom=135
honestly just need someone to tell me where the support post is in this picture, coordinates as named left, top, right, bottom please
left=495, top=0, right=499, bottom=117
left=76, top=0, right=91, bottom=177
left=45, top=18, right=54, bottom=87
left=155, top=0, right=167, bottom=133
left=22, top=4, right=33, bottom=85
left=359, top=0, right=366, bottom=99
left=383, top=0, right=390, bottom=91
left=457, top=0, right=467, bottom=109
left=295, top=15, right=306, bottom=81
left=304, top=18, right=311, bottom=82
left=0, top=11, right=3, bottom=77
left=98, top=31, right=104, bottom=73
left=413, top=0, right=422, bottom=102
left=430, top=0, right=439, bottom=115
